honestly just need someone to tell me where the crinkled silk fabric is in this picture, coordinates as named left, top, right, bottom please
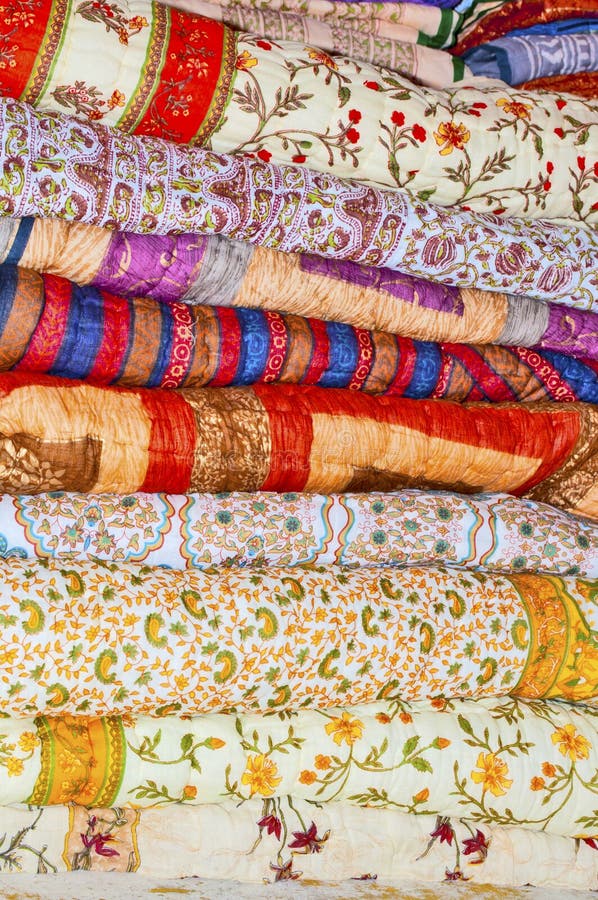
left=1, top=1, right=597, bottom=220
left=4, top=489, right=596, bottom=576
left=1, top=102, right=597, bottom=302
left=3, top=802, right=598, bottom=887
left=521, top=69, right=598, bottom=98
left=1, top=266, right=596, bottom=401
left=0, top=374, right=595, bottom=517
left=2, top=697, right=598, bottom=837
left=1, top=558, right=597, bottom=715
left=2, top=220, right=596, bottom=362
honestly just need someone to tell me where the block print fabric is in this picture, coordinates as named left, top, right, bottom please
left=3, top=802, right=598, bottom=887
left=158, top=0, right=468, bottom=85
left=520, top=70, right=598, bottom=99
left=1, top=698, right=598, bottom=837
left=1, top=558, right=598, bottom=716
left=1, top=266, right=596, bottom=401
left=2, top=102, right=598, bottom=300
left=464, top=33, right=598, bottom=85
left=2, top=1, right=597, bottom=220
left=0, top=374, right=595, bottom=516
left=4, top=489, right=597, bottom=576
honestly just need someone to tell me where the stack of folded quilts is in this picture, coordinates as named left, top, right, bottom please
left=0, top=0, right=595, bottom=894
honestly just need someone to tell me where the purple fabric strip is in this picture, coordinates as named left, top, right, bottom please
left=95, top=231, right=209, bottom=302
left=300, top=254, right=464, bottom=315
left=545, top=304, right=598, bottom=360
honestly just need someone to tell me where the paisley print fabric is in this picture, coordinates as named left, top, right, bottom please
left=1, top=557, right=598, bottom=716
left=4, top=489, right=596, bottom=576
left=0, top=698, right=598, bottom=838
left=0, top=266, right=596, bottom=400
left=2, top=801, right=598, bottom=888
left=0, top=101, right=597, bottom=297
left=1, top=0, right=597, bottom=219
left=0, top=374, right=595, bottom=516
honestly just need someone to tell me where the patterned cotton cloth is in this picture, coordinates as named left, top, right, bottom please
left=3, top=489, right=596, bottom=576
left=1, top=697, right=598, bottom=837
left=464, top=33, right=598, bottom=84
left=1, top=101, right=598, bottom=297
left=1, top=1, right=597, bottom=219
left=1, top=266, right=596, bottom=400
left=0, top=374, right=595, bottom=516
left=1, top=558, right=597, bottom=716
left=158, top=0, right=468, bottom=83
left=3, top=802, right=598, bottom=887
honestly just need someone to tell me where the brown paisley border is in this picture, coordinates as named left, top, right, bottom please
left=23, top=0, right=72, bottom=106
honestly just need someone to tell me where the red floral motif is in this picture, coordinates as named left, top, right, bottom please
left=462, top=829, right=489, bottom=864
left=258, top=813, right=282, bottom=841
left=348, top=109, right=362, bottom=124
left=346, top=128, right=360, bottom=144
left=546, top=161, right=554, bottom=174
left=256, top=40, right=272, bottom=51
left=554, top=127, right=565, bottom=139
left=412, top=124, right=427, bottom=143
left=75, top=1, right=148, bottom=45
left=288, top=821, right=330, bottom=853
left=292, top=154, right=307, bottom=163
left=257, top=149, right=272, bottom=162
left=80, top=831, right=119, bottom=858
left=391, top=111, right=405, bottom=127
left=364, top=81, right=381, bottom=91
left=577, top=156, right=586, bottom=171
left=556, top=99, right=567, bottom=110
left=430, top=816, right=454, bottom=846
left=269, top=858, right=301, bottom=881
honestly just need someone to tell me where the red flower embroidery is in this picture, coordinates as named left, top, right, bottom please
left=258, top=814, right=282, bottom=841
left=556, top=99, right=567, bottom=110
left=391, top=111, right=405, bottom=127
left=462, top=829, right=489, bottom=864
left=578, top=156, right=586, bottom=171
left=346, top=127, right=360, bottom=144
left=348, top=109, right=362, bottom=124
left=412, top=124, right=427, bottom=143
left=364, top=81, right=381, bottom=90
left=80, top=832, right=119, bottom=858
left=292, top=154, right=307, bottom=164
left=257, top=149, right=272, bottom=162
left=256, top=40, right=272, bottom=50
left=543, top=180, right=551, bottom=191
left=430, top=817, right=454, bottom=846
left=554, top=127, right=565, bottom=139
left=546, top=161, right=554, bottom=174
left=288, top=822, right=330, bottom=853
left=472, top=101, right=487, bottom=109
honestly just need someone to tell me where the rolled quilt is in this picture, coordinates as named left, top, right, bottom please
left=520, top=71, right=598, bottom=100
left=3, top=802, right=598, bottom=887
left=4, top=489, right=596, bottom=576
left=2, top=2, right=597, bottom=219
left=156, top=0, right=469, bottom=85
left=1, top=558, right=598, bottom=715
left=452, top=0, right=598, bottom=55
left=2, top=103, right=598, bottom=293
left=463, top=33, right=598, bottom=85
left=3, top=697, right=598, bottom=837
left=2, top=266, right=597, bottom=401
left=0, top=375, right=595, bottom=516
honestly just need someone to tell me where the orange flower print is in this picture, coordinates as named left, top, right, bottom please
left=530, top=776, right=545, bottom=791
left=376, top=712, right=391, bottom=724
left=433, top=121, right=470, bottom=156
left=471, top=752, right=512, bottom=797
left=307, top=48, right=338, bottom=70
left=542, top=762, right=556, bottom=778
left=325, top=712, right=364, bottom=746
left=551, top=725, right=591, bottom=761
left=107, top=89, right=125, bottom=110
left=315, top=754, right=331, bottom=770
left=299, top=770, right=317, bottom=785
left=496, top=98, right=532, bottom=120
left=413, top=787, right=430, bottom=804
left=400, top=712, right=413, bottom=724
left=241, top=754, right=282, bottom=796
left=236, top=50, right=258, bottom=71
left=182, top=785, right=197, bottom=800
